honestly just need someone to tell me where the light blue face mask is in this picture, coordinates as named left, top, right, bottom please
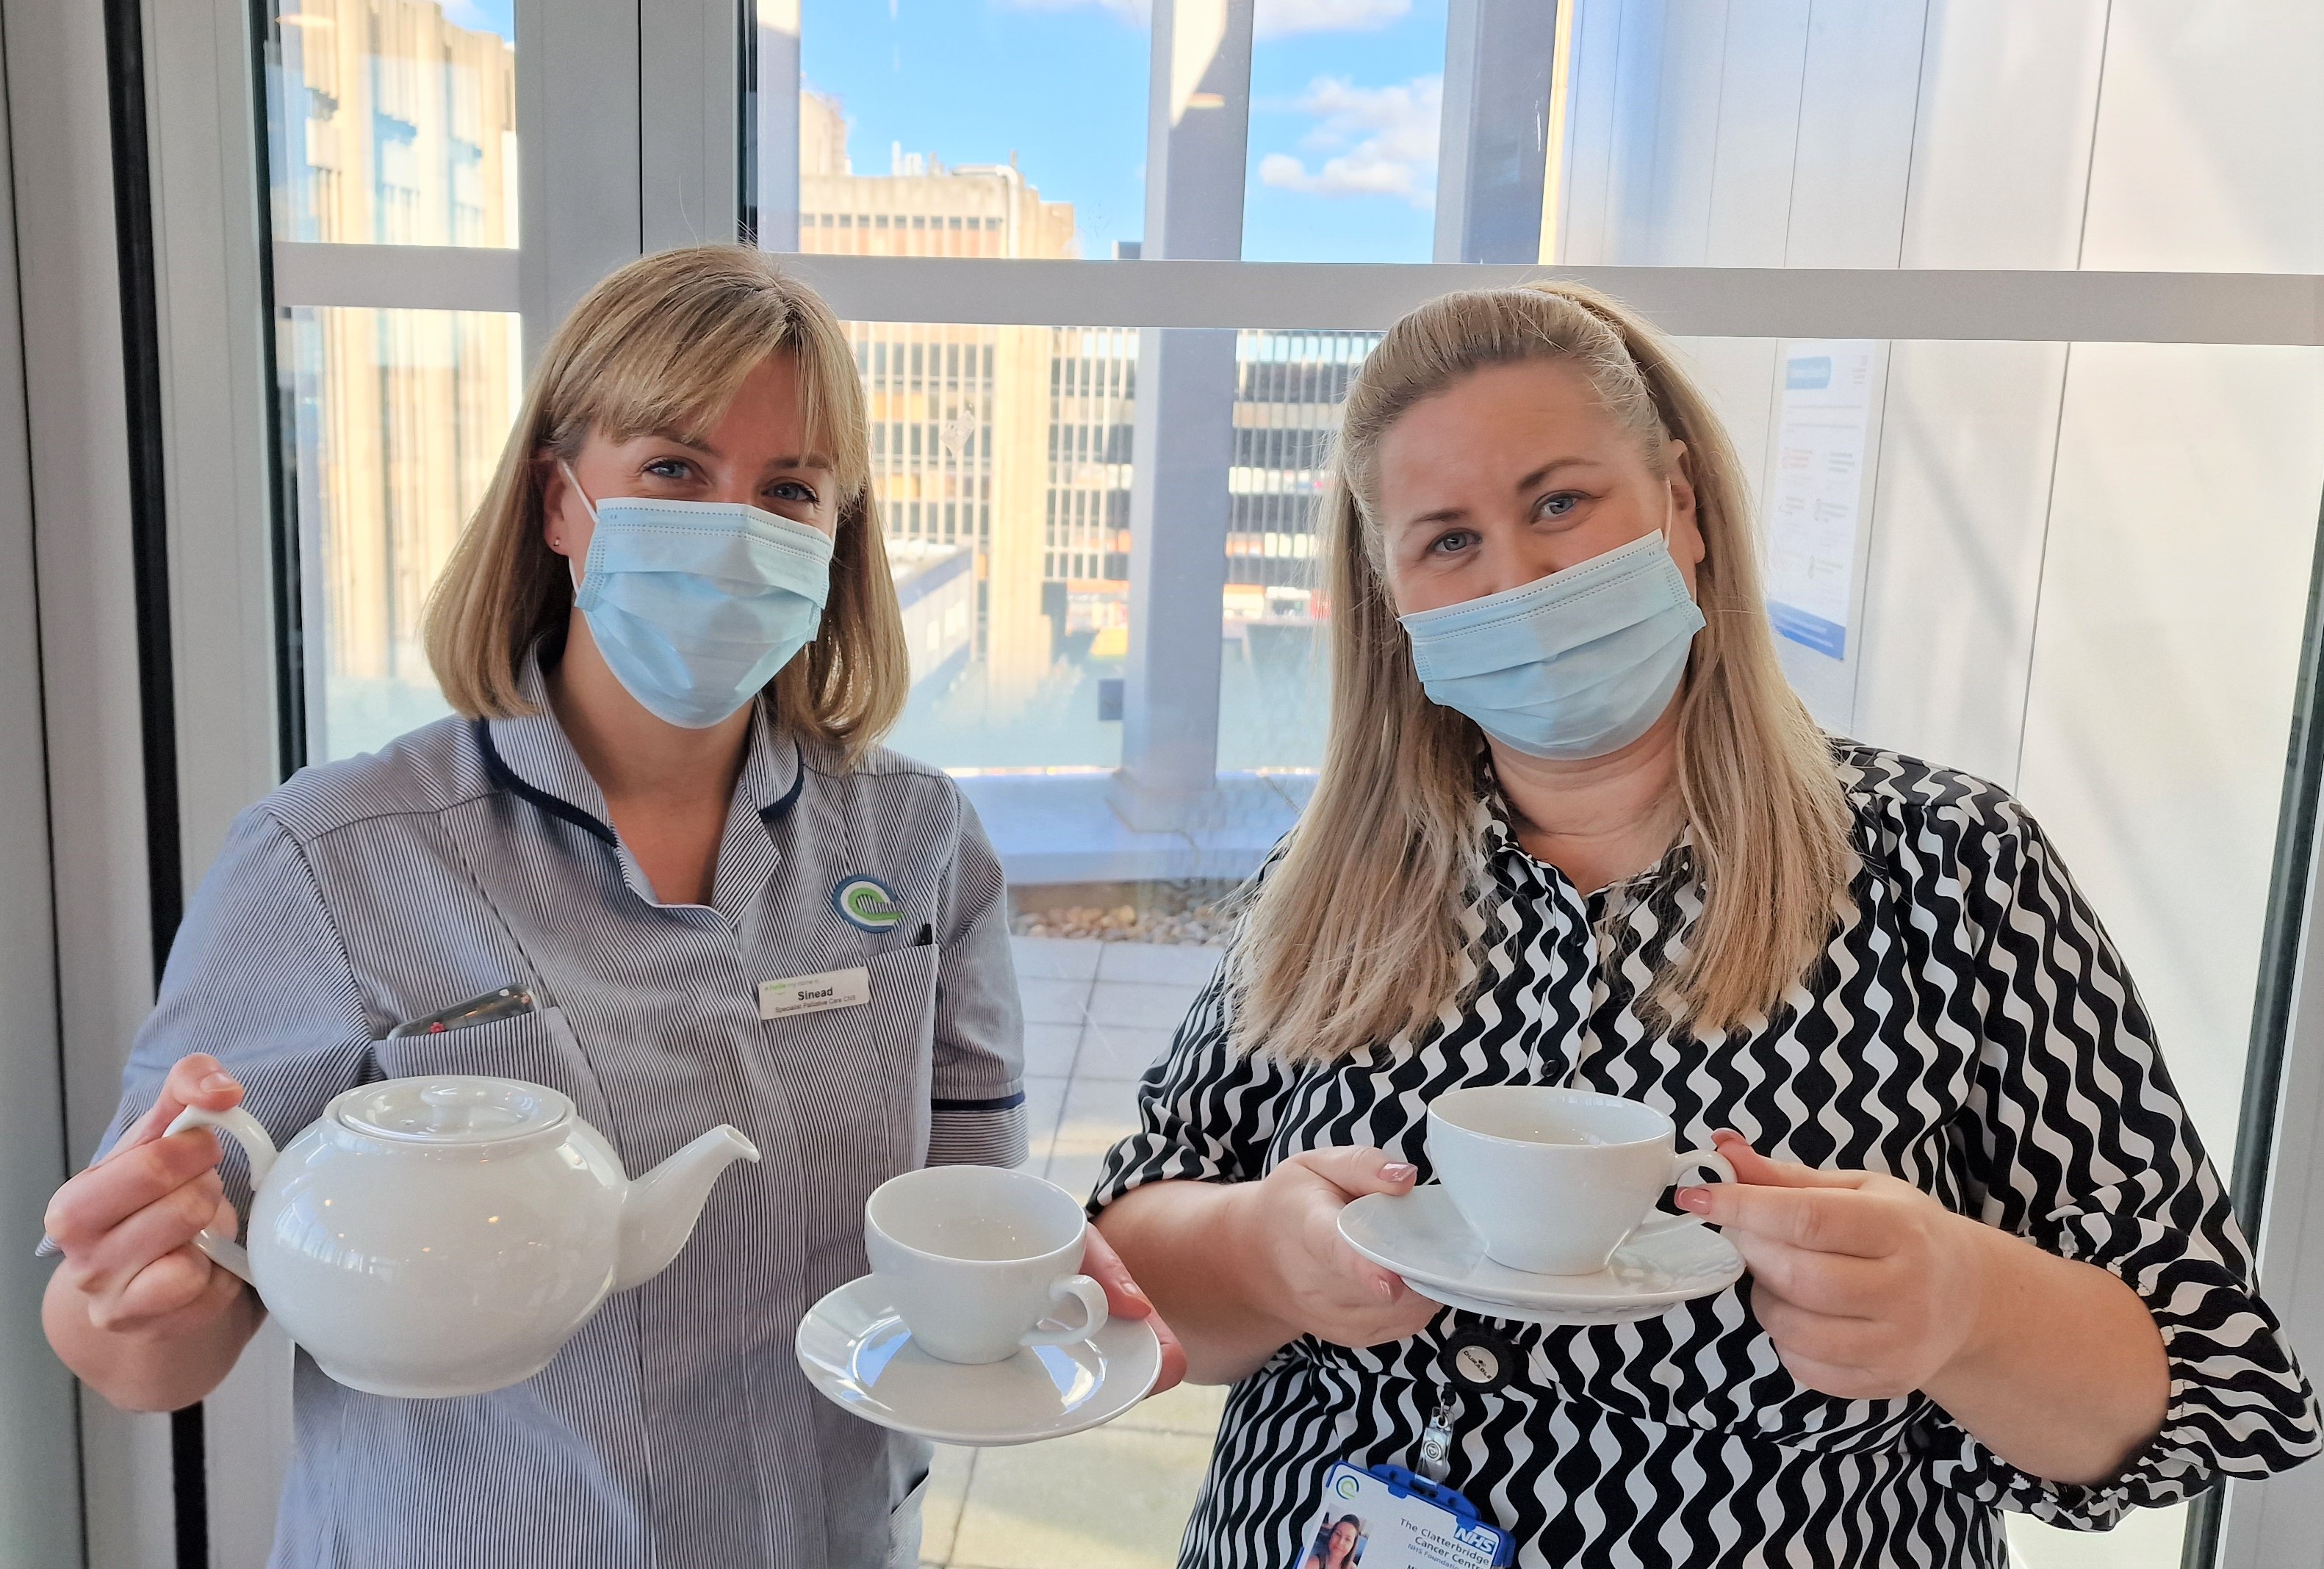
left=1399, top=522, right=1706, bottom=761
left=564, top=466, right=836, bottom=729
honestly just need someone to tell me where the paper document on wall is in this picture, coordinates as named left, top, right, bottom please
left=1764, top=342, right=1878, bottom=660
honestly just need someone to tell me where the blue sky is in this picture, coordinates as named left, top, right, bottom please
left=436, top=0, right=1446, bottom=262
left=801, top=0, right=1447, bottom=263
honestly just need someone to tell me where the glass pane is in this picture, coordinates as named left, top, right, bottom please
left=1217, top=328, right=1375, bottom=771
left=1242, top=0, right=1450, bottom=262
left=791, top=3, right=1145, bottom=259
left=265, top=0, right=518, bottom=248
left=1551, top=1, right=2323, bottom=272
left=282, top=307, right=522, bottom=762
left=856, top=320, right=1136, bottom=773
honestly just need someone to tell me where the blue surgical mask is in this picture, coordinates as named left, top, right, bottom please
left=563, top=465, right=835, bottom=729
left=1399, top=522, right=1705, bottom=761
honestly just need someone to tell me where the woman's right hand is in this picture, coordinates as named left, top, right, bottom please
left=43, top=1053, right=251, bottom=1340
left=1231, top=1146, right=1442, bottom=1349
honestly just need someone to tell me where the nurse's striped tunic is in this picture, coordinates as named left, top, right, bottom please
left=1090, top=745, right=2321, bottom=1568
left=84, top=654, right=1024, bottom=1567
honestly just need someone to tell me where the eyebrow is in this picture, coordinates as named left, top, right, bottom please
left=1400, top=455, right=1602, bottom=530
left=644, top=428, right=838, bottom=471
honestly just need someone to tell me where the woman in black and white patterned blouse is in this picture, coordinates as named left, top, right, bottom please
left=1091, top=280, right=2320, bottom=1568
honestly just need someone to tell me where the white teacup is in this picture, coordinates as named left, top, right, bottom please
left=863, top=1165, right=1110, bottom=1365
left=1426, top=1086, right=1734, bottom=1275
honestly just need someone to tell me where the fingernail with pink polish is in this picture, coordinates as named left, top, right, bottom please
left=1675, top=1187, right=1710, bottom=1212
left=201, top=1073, right=235, bottom=1095
left=1381, top=1163, right=1417, bottom=1183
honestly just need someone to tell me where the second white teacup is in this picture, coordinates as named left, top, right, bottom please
left=863, top=1165, right=1109, bottom=1365
left=1426, top=1086, right=1734, bottom=1275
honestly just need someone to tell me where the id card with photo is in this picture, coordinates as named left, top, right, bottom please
left=1295, top=1463, right=1513, bottom=1569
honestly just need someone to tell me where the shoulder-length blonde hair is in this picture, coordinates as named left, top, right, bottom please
left=1232, top=280, right=1854, bottom=1063
left=423, top=245, right=907, bottom=765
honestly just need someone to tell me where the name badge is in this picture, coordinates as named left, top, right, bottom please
left=759, top=966, right=871, bottom=1020
left=1302, top=1462, right=1512, bottom=1568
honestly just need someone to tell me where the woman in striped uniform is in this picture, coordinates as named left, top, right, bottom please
left=40, top=246, right=1172, bottom=1567
left=1092, top=280, right=2319, bottom=1566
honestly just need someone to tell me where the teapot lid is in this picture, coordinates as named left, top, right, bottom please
left=334, top=1077, right=572, bottom=1144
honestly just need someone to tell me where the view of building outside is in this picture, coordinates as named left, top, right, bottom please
left=267, top=0, right=521, bottom=760
left=798, top=84, right=1356, bottom=773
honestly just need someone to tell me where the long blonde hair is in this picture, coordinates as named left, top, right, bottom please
left=1231, top=281, right=1854, bottom=1062
left=424, top=245, right=907, bottom=765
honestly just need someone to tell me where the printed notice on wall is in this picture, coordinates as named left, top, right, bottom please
left=1764, top=341, right=1878, bottom=660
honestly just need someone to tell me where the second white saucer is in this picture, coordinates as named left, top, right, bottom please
left=796, top=1274, right=1163, bottom=1447
left=1340, top=1185, right=1743, bottom=1313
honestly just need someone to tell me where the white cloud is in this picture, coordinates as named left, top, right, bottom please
left=997, top=0, right=1410, bottom=34
left=1258, top=74, right=1440, bottom=206
left=1256, top=0, right=1409, bottom=38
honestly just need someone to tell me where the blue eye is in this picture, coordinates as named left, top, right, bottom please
left=769, top=479, right=819, bottom=506
left=1537, top=492, right=1580, bottom=519
left=1429, top=530, right=1477, bottom=556
left=644, top=457, right=690, bottom=480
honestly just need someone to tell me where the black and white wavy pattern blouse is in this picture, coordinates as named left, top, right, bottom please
left=1090, top=745, right=2320, bottom=1568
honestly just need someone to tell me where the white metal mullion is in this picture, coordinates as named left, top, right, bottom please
left=514, top=0, right=642, bottom=360
left=749, top=254, right=2324, bottom=345
left=275, top=245, right=2324, bottom=347
left=1436, top=0, right=1562, bottom=263
left=639, top=0, right=740, bottom=253
left=273, top=240, right=520, bottom=312
left=1113, top=0, right=1253, bottom=832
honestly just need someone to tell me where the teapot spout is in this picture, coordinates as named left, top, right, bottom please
left=615, top=1125, right=761, bottom=1291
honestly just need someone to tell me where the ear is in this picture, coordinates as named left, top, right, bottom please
left=535, top=450, right=572, bottom=555
left=1664, top=439, right=1705, bottom=571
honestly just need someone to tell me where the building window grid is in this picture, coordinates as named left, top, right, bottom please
left=1226, top=329, right=1379, bottom=590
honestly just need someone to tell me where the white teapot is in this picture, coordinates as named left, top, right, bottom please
left=170, top=1075, right=759, bottom=1398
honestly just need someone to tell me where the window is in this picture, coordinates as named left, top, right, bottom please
left=265, top=0, right=522, bottom=762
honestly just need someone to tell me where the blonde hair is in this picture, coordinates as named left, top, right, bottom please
left=1232, top=281, right=1854, bottom=1062
left=424, top=245, right=907, bottom=764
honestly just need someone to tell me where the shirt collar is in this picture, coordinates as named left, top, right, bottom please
left=476, top=648, right=804, bottom=909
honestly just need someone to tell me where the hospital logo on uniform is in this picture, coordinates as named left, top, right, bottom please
left=832, top=875, right=902, bottom=931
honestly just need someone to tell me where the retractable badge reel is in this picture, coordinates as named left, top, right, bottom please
left=1296, top=1332, right=1518, bottom=1568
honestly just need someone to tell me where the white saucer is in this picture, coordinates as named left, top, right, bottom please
left=1409, top=1278, right=1683, bottom=1327
left=796, top=1274, right=1164, bottom=1446
left=1340, top=1185, right=1743, bottom=1317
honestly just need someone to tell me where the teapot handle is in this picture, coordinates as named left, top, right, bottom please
left=165, top=1105, right=277, bottom=1288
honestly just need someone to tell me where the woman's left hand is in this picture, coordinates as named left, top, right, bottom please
left=1676, top=1130, right=1999, bottom=1402
left=1079, top=1224, right=1189, bottom=1396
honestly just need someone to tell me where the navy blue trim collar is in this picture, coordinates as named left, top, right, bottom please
left=479, top=718, right=806, bottom=843
left=760, top=750, right=806, bottom=828
left=473, top=719, right=618, bottom=845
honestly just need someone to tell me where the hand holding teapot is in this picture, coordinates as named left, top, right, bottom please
left=50, top=1054, right=760, bottom=1400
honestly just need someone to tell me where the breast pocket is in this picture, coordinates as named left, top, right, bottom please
left=373, top=1006, right=589, bottom=1094
left=764, top=945, right=940, bottom=1175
